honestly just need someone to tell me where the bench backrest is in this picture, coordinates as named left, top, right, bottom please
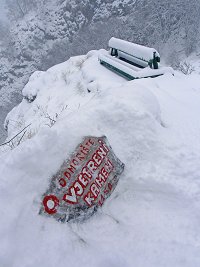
left=109, top=37, right=160, bottom=69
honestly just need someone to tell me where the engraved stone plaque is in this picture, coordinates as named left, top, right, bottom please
left=39, top=136, right=124, bottom=222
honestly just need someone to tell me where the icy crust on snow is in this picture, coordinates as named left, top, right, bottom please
left=109, top=37, right=160, bottom=61
left=1, top=51, right=200, bottom=267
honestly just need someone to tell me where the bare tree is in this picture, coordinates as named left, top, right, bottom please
left=6, top=0, right=36, bottom=21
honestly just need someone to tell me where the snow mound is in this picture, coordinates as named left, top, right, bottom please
left=1, top=51, right=200, bottom=267
left=4, top=51, right=161, bottom=142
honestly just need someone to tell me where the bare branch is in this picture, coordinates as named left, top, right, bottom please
left=0, top=124, right=31, bottom=147
left=17, top=130, right=27, bottom=146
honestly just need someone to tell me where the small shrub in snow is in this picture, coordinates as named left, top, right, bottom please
left=34, top=105, right=57, bottom=127
left=36, top=104, right=68, bottom=128
left=45, top=113, right=58, bottom=128
left=26, top=129, right=36, bottom=140
left=167, top=50, right=195, bottom=75
left=176, top=61, right=195, bottom=75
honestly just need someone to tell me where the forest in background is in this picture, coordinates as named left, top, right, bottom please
left=0, top=0, right=200, bottom=141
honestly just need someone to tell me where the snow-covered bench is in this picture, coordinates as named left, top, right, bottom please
left=99, top=37, right=173, bottom=80
left=109, top=37, right=160, bottom=69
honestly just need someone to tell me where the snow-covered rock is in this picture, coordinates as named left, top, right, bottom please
left=1, top=51, right=200, bottom=267
left=1, top=0, right=200, bottom=143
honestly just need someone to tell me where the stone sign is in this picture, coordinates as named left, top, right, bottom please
left=39, top=136, right=124, bottom=222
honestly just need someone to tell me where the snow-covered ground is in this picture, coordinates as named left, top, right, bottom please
left=1, top=50, right=200, bottom=267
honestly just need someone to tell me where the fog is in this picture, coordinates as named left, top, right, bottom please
left=0, top=0, right=7, bottom=22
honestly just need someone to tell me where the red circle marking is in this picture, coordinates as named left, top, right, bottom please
left=43, top=195, right=59, bottom=214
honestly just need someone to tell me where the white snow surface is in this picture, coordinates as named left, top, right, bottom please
left=1, top=50, right=200, bottom=267
left=109, top=37, right=160, bottom=61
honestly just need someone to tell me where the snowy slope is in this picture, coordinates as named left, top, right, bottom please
left=1, top=0, right=200, bottom=144
left=1, top=51, right=200, bottom=267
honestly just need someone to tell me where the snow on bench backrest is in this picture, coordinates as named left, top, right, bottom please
left=109, top=37, right=160, bottom=63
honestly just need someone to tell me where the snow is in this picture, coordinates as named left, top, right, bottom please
left=99, top=50, right=173, bottom=79
left=109, top=37, right=160, bottom=61
left=1, top=50, right=200, bottom=267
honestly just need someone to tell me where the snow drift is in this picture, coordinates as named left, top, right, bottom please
left=1, top=50, right=200, bottom=267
